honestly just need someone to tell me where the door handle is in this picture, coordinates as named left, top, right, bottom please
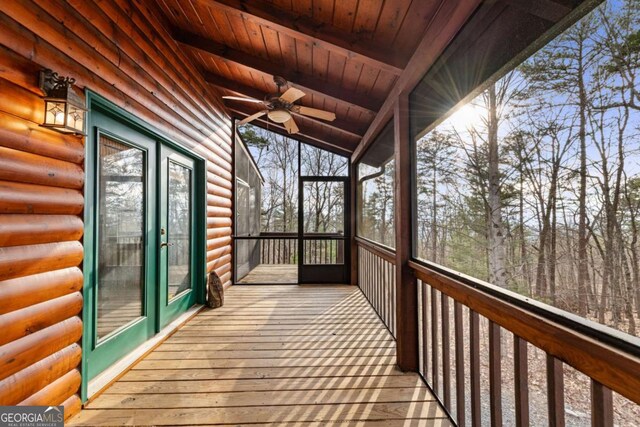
left=160, top=242, right=174, bottom=249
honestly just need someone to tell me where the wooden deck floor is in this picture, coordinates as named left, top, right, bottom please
left=237, top=264, right=298, bottom=284
left=69, top=285, right=449, bottom=426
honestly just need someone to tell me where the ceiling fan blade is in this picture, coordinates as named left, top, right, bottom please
left=279, top=87, right=306, bottom=104
left=238, top=110, right=267, bottom=125
left=283, top=117, right=299, bottom=134
left=296, top=106, right=336, bottom=121
left=222, top=95, right=263, bottom=104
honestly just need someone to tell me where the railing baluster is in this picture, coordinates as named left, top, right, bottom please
left=422, top=281, right=429, bottom=378
left=591, top=380, right=613, bottom=427
left=546, top=355, right=565, bottom=427
left=470, top=310, right=481, bottom=426
left=454, top=301, right=465, bottom=427
left=442, top=294, right=451, bottom=409
left=514, top=336, right=529, bottom=427
left=431, top=287, right=439, bottom=393
left=489, top=321, right=502, bottom=427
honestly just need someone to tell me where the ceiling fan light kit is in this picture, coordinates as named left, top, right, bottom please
left=222, top=76, right=336, bottom=134
left=267, top=109, right=292, bottom=123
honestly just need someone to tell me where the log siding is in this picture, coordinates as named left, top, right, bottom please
left=0, top=0, right=233, bottom=419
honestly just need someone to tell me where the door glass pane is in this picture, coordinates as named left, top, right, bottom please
left=168, top=161, right=192, bottom=300
left=97, top=135, right=145, bottom=340
left=302, top=181, right=345, bottom=265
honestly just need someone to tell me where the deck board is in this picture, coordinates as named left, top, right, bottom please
left=236, top=264, right=298, bottom=284
left=69, top=285, right=449, bottom=426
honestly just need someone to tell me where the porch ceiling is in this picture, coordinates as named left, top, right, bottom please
left=146, top=0, right=579, bottom=155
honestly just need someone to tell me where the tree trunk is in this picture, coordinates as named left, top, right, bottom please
left=487, top=84, right=508, bottom=288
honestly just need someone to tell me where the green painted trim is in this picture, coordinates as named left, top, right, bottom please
left=81, top=90, right=208, bottom=402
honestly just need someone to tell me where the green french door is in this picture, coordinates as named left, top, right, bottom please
left=83, top=104, right=200, bottom=389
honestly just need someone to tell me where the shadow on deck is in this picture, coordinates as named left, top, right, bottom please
left=69, top=285, right=449, bottom=426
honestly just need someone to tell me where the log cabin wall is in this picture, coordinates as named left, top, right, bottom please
left=0, top=0, right=233, bottom=418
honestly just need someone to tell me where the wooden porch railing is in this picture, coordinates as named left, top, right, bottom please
left=410, top=260, right=640, bottom=426
left=257, top=232, right=297, bottom=264
left=356, top=237, right=396, bottom=337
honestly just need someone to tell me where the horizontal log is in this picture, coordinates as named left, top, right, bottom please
left=0, top=44, right=43, bottom=95
left=0, top=147, right=84, bottom=189
left=62, top=393, right=81, bottom=421
left=0, top=6, right=235, bottom=172
left=19, top=369, right=81, bottom=406
left=207, top=227, right=232, bottom=239
left=0, top=316, right=83, bottom=381
left=207, top=182, right=233, bottom=199
left=207, top=194, right=232, bottom=208
left=0, top=241, right=83, bottom=281
left=37, top=0, right=232, bottom=162
left=207, top=205, right=232, bottom=218
left=0, top=76, right=44, bottom=124
left=0, top=292, right=83, bottom=345
left=207, top=236, right=232, bottom=251
left=214, top=263, right=232, bottom=277
left=207, top=253, right=231, bottom=270
left=207, top=162, right=233, bottom=181
left=0, top=215, right=83, bottom=248
left=207, top=246, right=232, bottom=263
left=0, top=180, right=84, bottom=215
left=219, top=271, right=232, bottom=285
left=0, top=343, right=81, bottom=405
left=0, top=267, right=83, bottom=314
left=207, top=173, right=233, bottom=191
left=0, top=113, right=84, bottom=164
left=207, top=217, right=232, bottom=228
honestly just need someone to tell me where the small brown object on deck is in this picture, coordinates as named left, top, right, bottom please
left=207, top=271, right=224, bottom=308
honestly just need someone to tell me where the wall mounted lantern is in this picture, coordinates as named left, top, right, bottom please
left=39, top=69, right=86, bottom=136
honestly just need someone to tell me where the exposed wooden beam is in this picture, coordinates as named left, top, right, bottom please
left=193, top=0, right=405, bottom=75
left=502, top=0, right=571, bottom=23
left=352, top=0, right=483, bottom=163
left=230, top=108, right=355, bottom=156
left=173, top=30, right=381, bottom=113
left=205, top=72, right=365, bottom=139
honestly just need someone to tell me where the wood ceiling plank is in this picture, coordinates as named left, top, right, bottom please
left=209, top=7, right=241, bottom=48
left=261, top=26, right=283, bottom=63
left=294, top=38, right=314, bottom=77
left=390, top=0, right=442, bottom=55
left=373, top=0, right=411, bottom=44
left=172, top=29, right=382, bottom=112
left=332, top=0, right=358, bottom=32
left=352, top=0, right=383, bottom=36
left=278, top=32, right=298, bottom=71
left=192, top=0, right=405, bottom=74
left=356, top=64, right=380, bottom=96
left=312, top=45, right=330, bottom=81
left=243, top=16, right=271, bottom=61
left=313, top=0, right=335, bottom=25
left=352, top=0, right=483, bottom=162
left=326, top=50, right=346, bottom=87
left=292, top=0, right=312, bottom=17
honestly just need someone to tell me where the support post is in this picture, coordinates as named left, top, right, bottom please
left=394, top=91, right=419, bottom=371
left=350, top=161, right=359, bottom=286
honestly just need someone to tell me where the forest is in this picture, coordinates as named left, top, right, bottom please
left=239, top=0, right=640, bottom=337
left=406, top=0, right=640, bottom=335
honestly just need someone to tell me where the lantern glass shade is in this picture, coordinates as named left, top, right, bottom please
left=45, top=101, right=67, bottom=126
left=67, top=105, right=84, bottom=132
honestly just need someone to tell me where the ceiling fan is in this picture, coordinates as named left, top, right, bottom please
left=222, top=76, right=336, bottom=135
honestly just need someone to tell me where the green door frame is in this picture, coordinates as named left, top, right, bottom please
left=81, top=91, right=207, bottom=402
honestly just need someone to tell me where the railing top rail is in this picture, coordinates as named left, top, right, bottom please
left=409, top=259, right=640, bottom=405
left=355, top=236, right=396, bottom=263
left=233, top=234, right=298, bottom=240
